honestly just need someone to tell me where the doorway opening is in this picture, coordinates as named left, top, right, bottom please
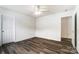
left=61, top=16, right=72, bottom=43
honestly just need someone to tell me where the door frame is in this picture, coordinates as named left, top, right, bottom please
left=61, top=16, right=72, bottom=39
left=75, top=13, right=77, bottom=48
left=1, top=14, right=3, bottom=45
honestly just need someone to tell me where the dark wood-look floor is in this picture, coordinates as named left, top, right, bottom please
left=0, top=46, right=2, bottom=54
left=1, top=37, right=78, bottom=54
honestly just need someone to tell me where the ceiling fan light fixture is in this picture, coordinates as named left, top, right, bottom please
left=34, top=11, right=42, bottom=15
left=34, top=5, right=43, bottom=16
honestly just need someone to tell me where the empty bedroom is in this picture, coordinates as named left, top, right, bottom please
left=0, top=5, right=79, bottom=54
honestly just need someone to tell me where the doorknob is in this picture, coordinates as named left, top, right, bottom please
left=2, top=30, right=4, bottom=32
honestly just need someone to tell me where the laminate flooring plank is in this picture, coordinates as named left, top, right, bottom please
left=1, top=37, right=78, bottom=54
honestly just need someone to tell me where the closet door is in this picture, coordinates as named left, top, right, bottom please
left=2, top=14, right=15, bottom=44
left=0, top=14, right=1, bottom=46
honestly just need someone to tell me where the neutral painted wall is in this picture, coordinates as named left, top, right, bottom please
left=15, top=14, right=35, bottom=42
left=77, top=6, right=79, bottom=52
left=0, top=8, right=35, bottom=44
left=36, top=10, right=75, bottom=42
left=36, top=14, right=61, bottom=41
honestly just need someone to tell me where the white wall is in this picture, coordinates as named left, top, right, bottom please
left=36, top=14, right=61, bottom=41
left=36, top=10, right=75, bottom=41
left=15, top=14, right=35, bottom=42
left=0, top=7, right=35, bottom=44
left=77, top=6, right=79, bottom=52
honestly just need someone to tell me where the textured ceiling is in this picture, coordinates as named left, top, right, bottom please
left=0, top=5, right=76, bottom=17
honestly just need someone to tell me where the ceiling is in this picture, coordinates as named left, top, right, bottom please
left=0, top=5, right=76, bottom=17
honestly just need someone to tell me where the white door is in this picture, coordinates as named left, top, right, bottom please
left=2, top=14, right=15, bottom=44
left=0, top=14, right=1, bottom=46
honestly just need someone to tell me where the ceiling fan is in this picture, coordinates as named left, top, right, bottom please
left=34, top=5, right=48, bottom=15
